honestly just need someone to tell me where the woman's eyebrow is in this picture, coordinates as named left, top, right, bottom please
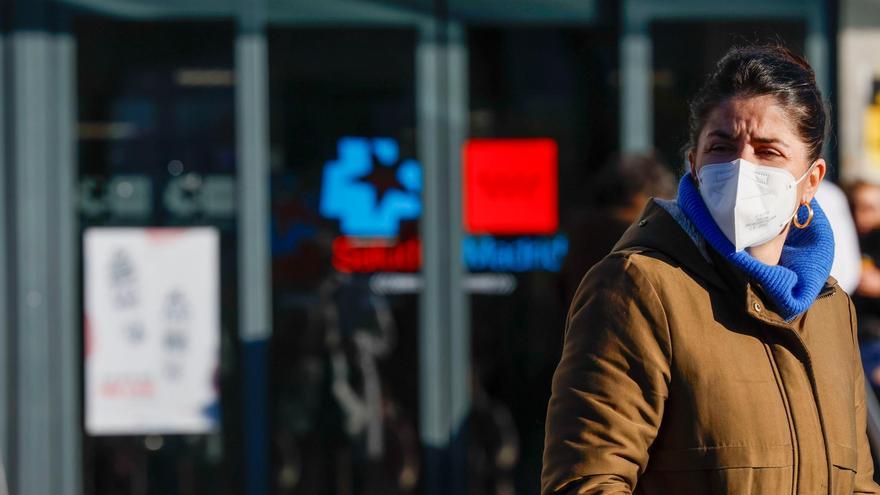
left=706, top=129, right=734, bottom=140
left=753, top=136, right=789, bottom=148
left=707, top=129, right=790, bottom=148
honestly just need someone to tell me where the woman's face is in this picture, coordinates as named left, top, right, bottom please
left=689, top=94, right=826, bottom=205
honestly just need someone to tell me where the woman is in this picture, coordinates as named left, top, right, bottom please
left=542, top=45, right=880, bottom=494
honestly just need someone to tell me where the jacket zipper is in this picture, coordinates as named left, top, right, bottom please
left=751, top=283, right=838, bottom=494
left=785, top=327, right=834, bottom=495
left=815, top=285, right=837, bottom=300
left=754, top=289, right=836, bottom=495
left=764, top=342, right=799, bottom=495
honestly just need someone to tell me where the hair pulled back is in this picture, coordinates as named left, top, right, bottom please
left=686, top=45, right=827, bottom=162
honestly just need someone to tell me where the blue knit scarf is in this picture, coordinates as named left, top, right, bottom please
left=676, top=173, right=834, bottom=320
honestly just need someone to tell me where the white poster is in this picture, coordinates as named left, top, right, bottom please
left=84, top=227, right=221, bottom=435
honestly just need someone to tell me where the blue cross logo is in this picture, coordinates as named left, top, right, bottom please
left=319, top=137, right=422, bottom=238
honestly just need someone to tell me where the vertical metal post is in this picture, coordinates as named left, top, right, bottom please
left=236, top=0, right=271, bottom=493
left=417, top=12, right=470, bottom=495
left=0, top=27, right=11, bottom=493
left=10, top=26, right=53, bottom=495
left=446, top=21, right=470, bottom=495
left=0, top=30, right=8, bottom=482
left=805, top=0, right=832, bottom=166
left=7, top=1, right=79, bottom=491
left=417, top=21, right=449, bottom=491
left=620, top=0, right=652, bottom=153
left=52, top=31, right=81, bottom=495
left=806, top=0, right=830, bottom=99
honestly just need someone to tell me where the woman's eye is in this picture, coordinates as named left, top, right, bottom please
left=707, top=144, right=731, bottom=152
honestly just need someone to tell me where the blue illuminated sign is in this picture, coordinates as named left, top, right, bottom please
left=319, top=137, right=422, bottom=238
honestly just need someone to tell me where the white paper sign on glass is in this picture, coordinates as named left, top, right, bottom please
left=84, top=227, right=221, bottom=435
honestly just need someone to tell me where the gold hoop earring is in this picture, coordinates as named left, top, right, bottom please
left=793, top=201, right=814, bottom=229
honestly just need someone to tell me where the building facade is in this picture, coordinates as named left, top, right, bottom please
left=0, top=0, right=842, bottom=494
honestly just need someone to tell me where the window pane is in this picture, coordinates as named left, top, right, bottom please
left=268, top=27, right=422, bottom=495
left=465, top=23, right=619, bottom=493
left=76, top=18, right=240, bottom=495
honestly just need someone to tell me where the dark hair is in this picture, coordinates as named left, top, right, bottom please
left=686, top=45, right=828, bottom=162
left=591, top=153, right=676, bottom=208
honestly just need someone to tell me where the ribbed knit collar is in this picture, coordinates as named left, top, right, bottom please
left=676, top=173, right=834, bottom=320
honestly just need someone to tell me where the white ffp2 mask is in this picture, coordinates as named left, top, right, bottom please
left=697, top=158, right=813, bottom=252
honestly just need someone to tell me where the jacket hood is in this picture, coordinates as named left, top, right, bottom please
left=612, top=199, right=728, bottom=290
left=612, top=199, right=837, bottom=306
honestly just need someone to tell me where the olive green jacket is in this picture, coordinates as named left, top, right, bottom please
left=542, top=200, right=880, bottom=494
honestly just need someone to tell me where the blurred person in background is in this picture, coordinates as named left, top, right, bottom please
left=560, top=153, right=676, bottom=304
left=847, top=180, right=880, bottom=389
left=815, top=180, right=862, bottom=294
left=846, top=181, right=880, bottom=303
left=851, top=181, right=880, bottom=239
left=851, top=180, right=880, bottom=300
left=543, top=45, right=879, bottom=494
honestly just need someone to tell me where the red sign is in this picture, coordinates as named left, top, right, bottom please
left=332, top=236, right=421, bottom=273
left=463, top=139, right=558, bottom=235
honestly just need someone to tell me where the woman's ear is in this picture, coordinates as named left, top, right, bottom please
left=803, top=159, right=827, bottom=202
left=687, top=149, right=696, bottom=177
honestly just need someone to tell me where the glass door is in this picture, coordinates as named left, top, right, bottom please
left=267, top=22, right=423, bottom=495
left=75, top=15, right=240, bottom=495
left=451, top=1, right=621, bottom=492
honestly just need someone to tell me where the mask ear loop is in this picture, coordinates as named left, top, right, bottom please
left=689, top=158, right=704, bottom=189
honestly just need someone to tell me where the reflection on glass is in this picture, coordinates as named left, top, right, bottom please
left=76, top=18, right=238, bottom=495
left=466, top=25, right=619, bottom=493
left=268, top=27, right=421, bottom=494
